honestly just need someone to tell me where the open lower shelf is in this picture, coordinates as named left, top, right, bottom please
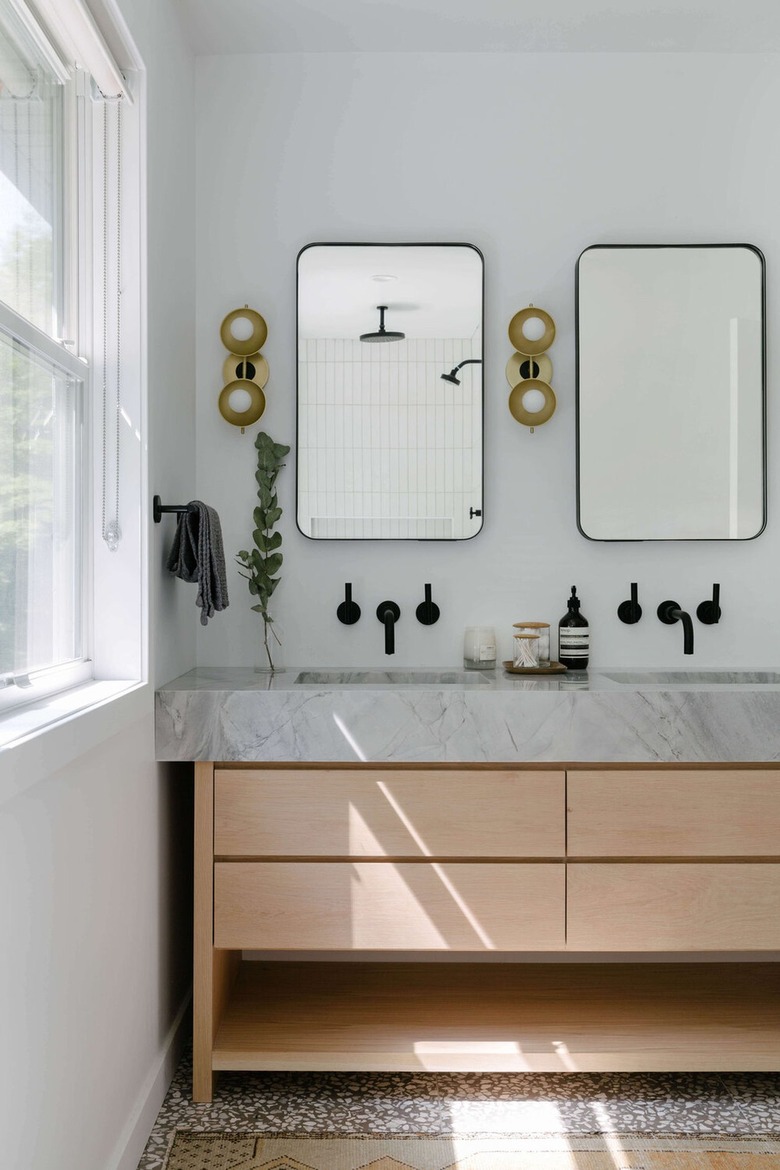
left=212, top=960, right=780, bottom=1073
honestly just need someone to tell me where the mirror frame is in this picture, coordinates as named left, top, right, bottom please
left=575, top=242, right=767, bottom=542
left=295, top=241, right=486, bottom=541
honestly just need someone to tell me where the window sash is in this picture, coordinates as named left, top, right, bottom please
left=0, top=311, right=89, bottom=709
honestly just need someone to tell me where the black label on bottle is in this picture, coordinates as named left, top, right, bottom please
left=559, top=629, right=589, bottom=659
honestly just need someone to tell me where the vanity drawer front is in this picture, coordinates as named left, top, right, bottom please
left=214, top=769, right=565, bottom=858
left=567, top=863, right=780, bottom=950
left=568, top=770, right=780, bottom=857
left=214, top=861, right=565, bottom=950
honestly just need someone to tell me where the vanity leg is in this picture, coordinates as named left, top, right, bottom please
left=193, top=762, right=238, bottom=1102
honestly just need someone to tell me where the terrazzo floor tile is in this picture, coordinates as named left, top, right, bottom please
left=719, top=1074, right=780, bottom=1133
left=136, top=1050, right=780, bottom=1170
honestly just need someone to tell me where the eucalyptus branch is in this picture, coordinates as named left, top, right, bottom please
left=236, top=431, right=290, bottom=671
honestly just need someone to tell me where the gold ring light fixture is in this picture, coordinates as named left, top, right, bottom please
left=507, top=305, right=557, bottom=433
left=219, top=305, right=269, bottom=432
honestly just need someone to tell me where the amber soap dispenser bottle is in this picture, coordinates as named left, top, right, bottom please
left=559, top=586, right=589, bottom=670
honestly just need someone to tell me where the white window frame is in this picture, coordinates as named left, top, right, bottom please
left=0, top=0, right=146, bottom=739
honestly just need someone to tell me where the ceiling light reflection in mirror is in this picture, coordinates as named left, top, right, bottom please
left=297, top=243, right=484, bottom=540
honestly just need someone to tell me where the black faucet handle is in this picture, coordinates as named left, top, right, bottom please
left=696, top=583, right=721, bottom=625
left=617, top=582, right=642, bottom=625
left=337, top=583, right=361, bottom=625
left=415, top=583, right=440, bottom=626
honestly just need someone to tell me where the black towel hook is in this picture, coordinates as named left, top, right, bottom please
left=153, top=495, right=195, bottom=523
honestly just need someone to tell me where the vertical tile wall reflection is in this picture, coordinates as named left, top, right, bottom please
left=298, top=336, right=482, bottom=539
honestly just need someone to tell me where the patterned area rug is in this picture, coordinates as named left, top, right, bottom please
left=163, top=1131, right=780, bottom=1169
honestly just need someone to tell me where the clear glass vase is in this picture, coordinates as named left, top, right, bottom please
left=255, top=618, right=283, bottom=673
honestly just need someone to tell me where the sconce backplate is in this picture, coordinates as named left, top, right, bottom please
left=222, top=352, right=270, bottom=389
left=506, top=351, right=553, bottom=388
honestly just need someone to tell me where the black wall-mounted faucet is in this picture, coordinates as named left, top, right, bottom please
left=376, top=601, right=401, bottom=655
left=657, top=600, right=694, bottom=655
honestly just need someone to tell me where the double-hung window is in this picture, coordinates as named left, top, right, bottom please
left=0, top=0, right=142, bottom=723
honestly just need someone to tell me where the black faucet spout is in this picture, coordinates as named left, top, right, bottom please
left=376, top=601, right=401, bottom=655
left=677, top=608, right=694, bottom=655
left=657, top=600, right=694, bottom=655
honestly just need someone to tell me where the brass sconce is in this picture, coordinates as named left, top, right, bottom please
left=218, top=305, right=269, bottom=432
left=507, top=305, right=556, bottom=433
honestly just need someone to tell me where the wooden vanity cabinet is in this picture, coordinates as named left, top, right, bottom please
left=567, top=768, right=780, bottom=950
left=193, top=762, right=780, bottom=1101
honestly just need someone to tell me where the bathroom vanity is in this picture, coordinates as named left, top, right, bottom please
left=156, top=668, right=780, bottom=1100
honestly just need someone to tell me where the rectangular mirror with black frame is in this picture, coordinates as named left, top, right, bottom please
left=296, top=243, right=484, bottom=540
left=576, top=244, right=766, bottom=541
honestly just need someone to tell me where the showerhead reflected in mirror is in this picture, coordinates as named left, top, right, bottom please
left=359, top=305, right=406, bottom=343
left=297, top=243, right=484, bottom=540
left=441, top=359, right=482, bottom=385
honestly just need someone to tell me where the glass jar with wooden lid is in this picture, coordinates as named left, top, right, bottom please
left=513, top=633, right=540, bottom=669
left=512, top=622, right=550, bottom=665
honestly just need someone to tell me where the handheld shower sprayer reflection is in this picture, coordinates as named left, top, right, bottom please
left=441, top=358, right=483, bottom=385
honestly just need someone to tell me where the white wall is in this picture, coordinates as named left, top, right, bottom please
left=194, top=51, right=780, bottom=670
left=0, top=2, right=196, bottom=1168
left=0, top=718, right=192, bottom=1170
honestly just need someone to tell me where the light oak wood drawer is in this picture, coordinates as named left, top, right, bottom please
left=214, top=861, right=566, bottom=950
left=567, top=770, right=780, bottom=857
left=567, top=863, right=780, bottom=950
left=214, top=769, right=565, bottom=858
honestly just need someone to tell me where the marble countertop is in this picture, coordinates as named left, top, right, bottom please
left=155, top=666, right=780, bottom=763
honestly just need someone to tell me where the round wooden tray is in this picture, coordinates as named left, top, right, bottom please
left=502, top=660, right=568, bottom=675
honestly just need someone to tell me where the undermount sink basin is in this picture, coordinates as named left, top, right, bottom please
left=294, top=670, right=491, bottom=685
left=603, top=670, right=780, bottom=685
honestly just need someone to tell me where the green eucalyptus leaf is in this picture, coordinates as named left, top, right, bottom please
left=257, top=447, right=279, bottom=473
left=242, top=431, right=288, bottom=619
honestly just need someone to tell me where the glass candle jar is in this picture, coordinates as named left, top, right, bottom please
left=513, top=633, right=540, bottom=669
left=512, top=622, right=550, bottom=665
left=464, top=626, right=496, bottom=670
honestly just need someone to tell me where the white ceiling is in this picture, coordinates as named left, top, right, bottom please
left=174, top=0, right=780, bottom=55
left=298, top=244, right=482, bottom=339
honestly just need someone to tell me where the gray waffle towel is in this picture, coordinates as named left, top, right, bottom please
left=166, top=501, right=229, bottom=625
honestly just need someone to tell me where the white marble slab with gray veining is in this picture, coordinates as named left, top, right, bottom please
left=155, top=667, right=780, bottom=763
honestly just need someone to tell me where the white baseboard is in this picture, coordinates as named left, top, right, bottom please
left=108, top=989, right=192, bottom=1170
